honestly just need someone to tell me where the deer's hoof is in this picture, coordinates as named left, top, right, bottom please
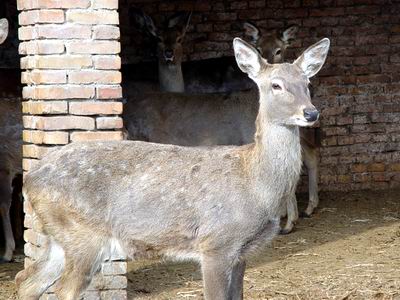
left=300, top=211, right=311, bottom=219
left=279, top=227, right=294, bottom=235
left=0, top=257, right=12, bottom=264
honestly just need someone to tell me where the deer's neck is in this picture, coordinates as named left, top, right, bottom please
left=158, top=62, right=184, bottom=93
left=245, top=92, right=303, bottom=214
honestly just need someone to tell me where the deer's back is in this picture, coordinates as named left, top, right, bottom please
left=124, top=90, right=259, bottom=146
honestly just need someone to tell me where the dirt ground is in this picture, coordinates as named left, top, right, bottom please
left=1, top=189, right=400, bottom=300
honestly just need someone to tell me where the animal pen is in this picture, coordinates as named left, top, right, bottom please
left=0, top=0, right=400, bottom=299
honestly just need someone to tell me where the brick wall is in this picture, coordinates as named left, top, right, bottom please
left=18, top=0, right=127, bottom=298
left=120, top=0, right=400, bottom=191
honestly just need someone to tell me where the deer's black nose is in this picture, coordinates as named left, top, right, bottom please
left=303, top=108, right=319, bottom=122
left=164, top=50, right=174, bottom=59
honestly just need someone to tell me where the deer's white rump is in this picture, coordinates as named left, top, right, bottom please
left=16, top=37, right=329, bottom=300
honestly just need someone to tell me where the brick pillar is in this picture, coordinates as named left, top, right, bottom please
left=18, top=0, right=127, bottom=299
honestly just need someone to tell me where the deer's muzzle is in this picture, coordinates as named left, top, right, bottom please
left=303, top=108, right=319, bottom=122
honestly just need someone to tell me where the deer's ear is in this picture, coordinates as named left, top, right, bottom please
left=129, top=8, right=159, bottom=38
left=294, top=38, right=330, bottom=78
left=0, top=19, right=9, bottom=45
left=233, top=38, right=265, bottom=79
left=281, top=25, right=298, bottom=45
left=243, top=22, right=260, bottom=45
left=167, top=11, right=192, bottom=35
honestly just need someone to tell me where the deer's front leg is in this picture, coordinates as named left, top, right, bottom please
left=228, top=260, right=246, bottom=300
left=201, top=253, right=237, bottom=300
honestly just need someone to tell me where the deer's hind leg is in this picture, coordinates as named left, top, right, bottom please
left=0, top=171, right=15, bottom=263
left=50, top=217, right=109, bottom=300
left=302, top=144, right=319, bottom=218
left=16, top=237, right=65, bottom=300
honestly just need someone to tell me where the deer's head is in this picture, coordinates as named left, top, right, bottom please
left=0, top=19, right=9, bottom=44
left=243, top=22, right=298, bottom=64
left=131, top=10, right=192, bottom=66
left=233, top=37, right=330, bottom=127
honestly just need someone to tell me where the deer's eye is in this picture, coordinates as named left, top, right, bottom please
left=272, top=83, right=282, bottom=90
left=275, top=48, right=282, bottom=56
left=176, top=36, right=182, bottom=43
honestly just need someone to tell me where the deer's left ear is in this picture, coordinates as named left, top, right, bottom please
left=233, top=38, right=266, bottom=79
left=294, top=38, right=330, bottom=78
left=0, top=19, right=9, bottom=45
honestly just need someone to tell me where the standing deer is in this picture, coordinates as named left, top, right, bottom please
left=0, top=18, right=20, bottom=264
left=130, top=9, right=192, bottom=93
left=124, top=22, right=320, bottom=233
left=16, top=37, right=329, bottom=299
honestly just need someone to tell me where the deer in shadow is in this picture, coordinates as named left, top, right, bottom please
left=0, top=18, right=21, bottom=263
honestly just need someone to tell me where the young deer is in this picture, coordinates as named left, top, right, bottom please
left=0, top=18, right=20, bottom=264
left=124, top=24, right=320, bottom=233
left=131, top=9, right=192, bottom=93
left=16, top=37, right=329, bottom=299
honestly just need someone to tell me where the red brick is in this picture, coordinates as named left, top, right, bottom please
left=96, top=86, right=122, bottom=99
left=22, top=158, right=39, bottom=172
left=96, top=117, right=123, bottom=129
left=69, top=101, right=123, bottom=115
left=17, top=0, right=90, bottom=10
left=19, top=9, right=64, bottom=25
left=23, top=115, right=95, bottom=130
left=66, top=41, right=120, bottom=54
left=23, top=101, right=68, bottom=114
left=21, top=55, right=92, bottom=70
left=351, top=164, right=367, bottom=173
left=23, top=85, right=95, bottom=100
left=68, top=70, right=121, bottom=84
left=19, top=25, right=92, bottom=40
left=70, top=131, right=123, bottom=142
left=19, top=41, right=65, bottom=55
left=93, top=56, right=121, bottom=70
left=23, top=144, right=50, bottom=159
left=368, top=163, right=385, bottom=172
left=22, top=70, right=67, bottom=84
left=93, top=25, right=120, bottom=40
left=66, top=10, right=119, bottom=25
left=92, top=0, right=118, bottom=9
left=23, top=130, right=69, bottom=145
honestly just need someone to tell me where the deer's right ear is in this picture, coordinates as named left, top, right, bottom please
left=0, top=19, right=9, bottom=45
left=233, top=38, right=264, bottom=78
left=129, top=8, right=158, bottom=38
left=243, top=22, right=260, bottom=45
